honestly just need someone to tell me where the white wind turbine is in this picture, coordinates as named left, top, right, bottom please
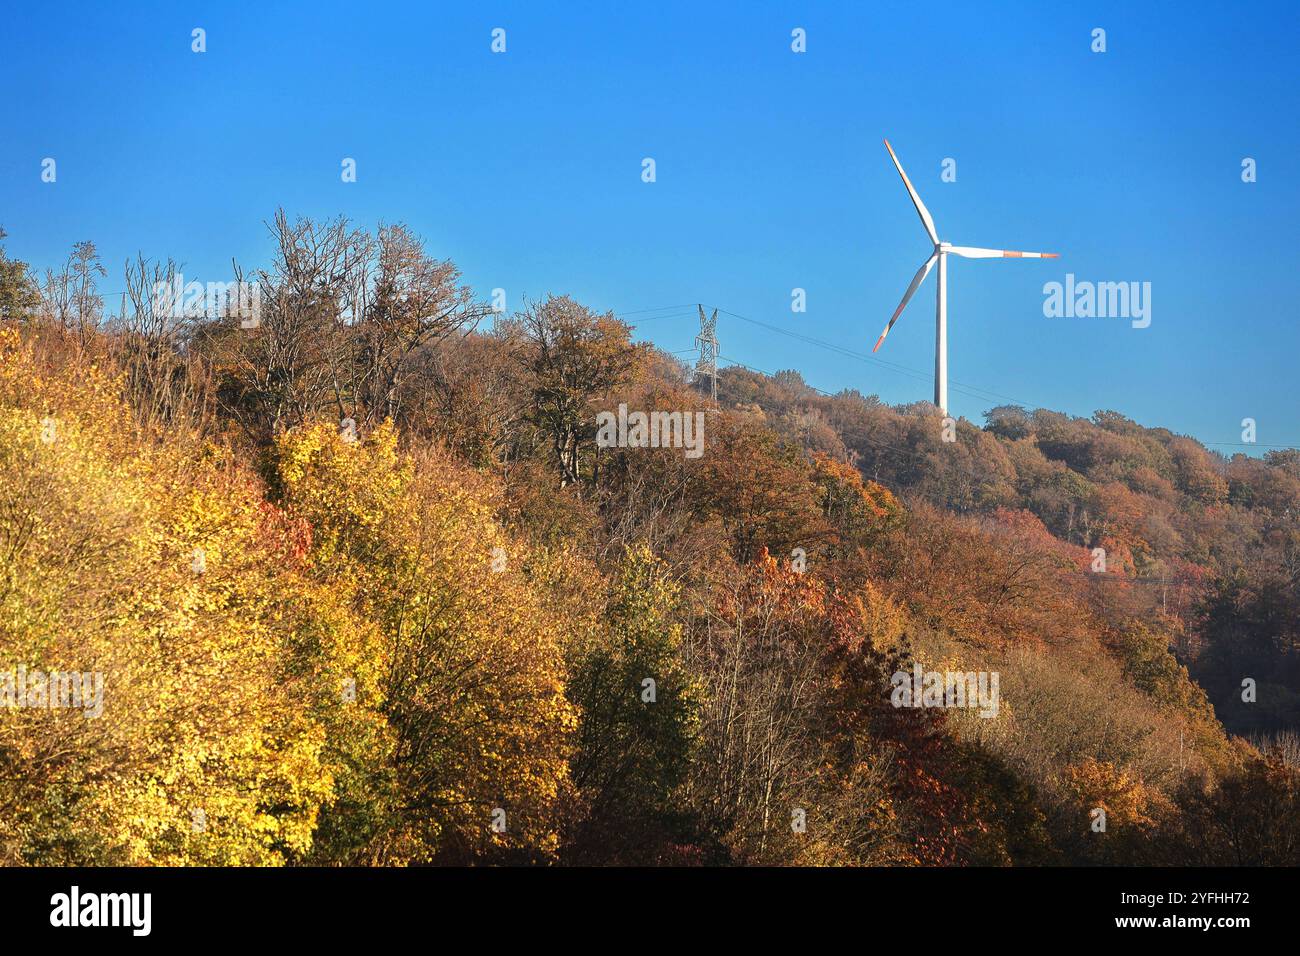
left=873, top=138, right=1058, bottom=414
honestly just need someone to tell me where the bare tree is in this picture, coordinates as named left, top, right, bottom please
left=346, top=223, right=489, bottom=431
left=40, top=241, right=106, bottom=343
left=208, top=210, right=483, bottom=444
left=109, top=253, right=212, bottom=431
left=684, top=566, right=828, bottom=860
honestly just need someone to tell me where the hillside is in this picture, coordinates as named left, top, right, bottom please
left=2, top=219, right=1299, bottom=866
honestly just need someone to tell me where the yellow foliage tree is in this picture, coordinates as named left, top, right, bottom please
left=273, top=422, right=576, bottom=863
left=0, top=328, right=358, bottom=864
left=1062, top=756, right=1155, bottom=831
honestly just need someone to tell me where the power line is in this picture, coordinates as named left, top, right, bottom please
left=713, top=305, right=1039, bottom=409
left=621, top=302, right=1300, bottom=452
left=58, top=288, right=1300, bottom=452
left=613, top=304, right=700, bottom=322
left=715, top=351, right=946, bottom=475
left=613, top=303, right=698, bottom=316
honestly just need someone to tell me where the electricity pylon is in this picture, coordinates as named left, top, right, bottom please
left=694, top=305, right=718, bottom=405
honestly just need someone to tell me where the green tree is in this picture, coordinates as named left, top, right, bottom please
left=566, top=546, right=699, bottom=862
left=0, top=228, right=39, bottom=322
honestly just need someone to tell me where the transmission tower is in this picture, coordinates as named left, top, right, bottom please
left=693, top=305, right=718, bottom=405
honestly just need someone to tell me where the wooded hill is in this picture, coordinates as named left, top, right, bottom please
left=2, top=217, right=1297, bottom=865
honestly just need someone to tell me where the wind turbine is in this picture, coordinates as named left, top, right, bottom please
left=873, top=138, right=1058, bottom=414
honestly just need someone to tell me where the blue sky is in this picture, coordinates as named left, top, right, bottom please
left=3, top=1, right=1298, bottom=452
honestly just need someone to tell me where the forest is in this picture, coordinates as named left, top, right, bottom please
left=1, top=215, right=1298, bottom=866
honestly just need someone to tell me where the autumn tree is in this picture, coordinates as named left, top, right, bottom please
left=810, top=452, right=903, bottom=584
left=346, top=223, right=489, bottom=430
left=1162, top=755, right=1300, bottom=865
left=511, top=295, right=642, bottom=488
left=0, top=329, right=349, bottom=864
left=205, top=211, right=483, bottom=445
left=565, top=547, right=701, bottom=863
left=691, top=414, right=827, bottom=564
left=273, top=422, right=575, bottom=863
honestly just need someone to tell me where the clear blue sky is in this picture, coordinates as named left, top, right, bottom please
left=3, top=1, right=1298, bottom=451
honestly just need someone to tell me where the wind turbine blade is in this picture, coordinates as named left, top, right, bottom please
left=873, top=253, right=938, bottom=352
left=883, top=139, right=939, bottom=245
left=947, top=245, right=1060, bottom=259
